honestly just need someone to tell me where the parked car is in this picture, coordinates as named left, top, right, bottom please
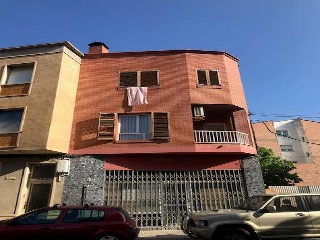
left=0, top=204, right=139, bottom=240
left=181, top=193, right=320, bottom=240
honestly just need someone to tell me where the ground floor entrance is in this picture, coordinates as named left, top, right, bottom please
left=105, top=169, right=247, bottom=228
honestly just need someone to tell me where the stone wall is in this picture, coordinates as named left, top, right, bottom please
left=62, top=156, right=105, bottom=205
left=242, top=156, right=265, bottom=197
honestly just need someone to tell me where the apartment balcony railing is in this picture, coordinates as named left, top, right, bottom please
left=194, top=130, right=250, bottom=145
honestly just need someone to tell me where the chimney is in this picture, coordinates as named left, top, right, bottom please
left=88, top=42, right=109, bottom=54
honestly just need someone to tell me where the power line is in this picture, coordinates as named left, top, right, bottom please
left=261, top=121, right=320, bottom=146
left=250, top=112, right=320, bottom=119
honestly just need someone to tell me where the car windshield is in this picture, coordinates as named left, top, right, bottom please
left=235, top=195, right=273, bottom=211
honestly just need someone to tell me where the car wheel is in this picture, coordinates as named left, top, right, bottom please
left=97, top=234, right=121, bottom=240
left=218, top=229, right=252, bottom=240
left=180, top=214, right=189, bottom=234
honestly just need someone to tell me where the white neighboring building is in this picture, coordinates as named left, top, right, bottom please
left=274, top=119, right=312, bottom=163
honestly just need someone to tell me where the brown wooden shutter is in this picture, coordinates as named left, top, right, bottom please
left=141, top=71, right=158, bottom=87
left=152, top=112, right=170, bottom=140
left=197, top=70, right=207, bottom=85
left=120, top=72, right=137, bottom=87
left=209, top=70, right=219, bottom=85
left=98, top=113, right=115, bottom=140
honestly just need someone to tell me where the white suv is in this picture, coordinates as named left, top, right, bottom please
left=181, top=193, right=320, bottom=240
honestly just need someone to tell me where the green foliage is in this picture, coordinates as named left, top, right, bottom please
left=257, top=147, right=302, bottom=187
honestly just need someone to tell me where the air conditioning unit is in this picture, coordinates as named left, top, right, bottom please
left=193, top=106, right=205, bottom=120
left=56, top=158, right=70, bottom=175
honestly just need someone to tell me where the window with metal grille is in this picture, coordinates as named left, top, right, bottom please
left=119, top=70, right=159, bottom=87
left=197, top=70, right=220, bottom=86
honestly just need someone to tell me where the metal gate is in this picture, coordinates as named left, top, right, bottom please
left=105, top=170, right=246, bottom=228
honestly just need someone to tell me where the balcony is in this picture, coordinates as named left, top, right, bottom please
left=194, top=130, right=249, bottom=145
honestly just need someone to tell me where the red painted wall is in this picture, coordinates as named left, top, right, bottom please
left=105, top=154, right=242, bottom=170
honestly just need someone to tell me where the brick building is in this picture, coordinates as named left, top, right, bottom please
left=0, top=42, right=82, bottom=220
left=64, top=42, right=265, bottom=228
left=253, top=119, right=320, bottom=186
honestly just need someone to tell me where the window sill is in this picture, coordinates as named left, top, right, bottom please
left=116, top=86, right=160, bottom=90
left=0, top=94, right=29, bottom=98
left=115, top=140, right=153, bottom=144
left=196, top=84, right=222, bottom=89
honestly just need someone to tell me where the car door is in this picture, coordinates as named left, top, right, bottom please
left=2, top=209, right=61, bottom=240
left=53, top=209, right=106, bottom=240
left=257, top=196, right=313, bottom=238
left=303, top=195, right=320, bottom=237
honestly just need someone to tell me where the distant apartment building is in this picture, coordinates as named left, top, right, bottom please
left=0, top=42, right=82, bottom=220
left=253, top=119, right=320, bottom=186
left=64, top=42, right=264, bottom=228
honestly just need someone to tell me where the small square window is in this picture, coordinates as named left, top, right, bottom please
left=5, top=64, right=34, bottom=85
left=141, top=71, right=158, bottom=87
left=0, top=63, right=34, bottom=96
left=280, top=145, right=294, bottom=152
left=119, top=70, right=159, bottom=87
left=276, top=130, right=289, bottom=137
left=0, top=109, right=24, bottom=133
left=197, top=70, right=220, bottom=86
left=120, top=72, right=137, bottom=87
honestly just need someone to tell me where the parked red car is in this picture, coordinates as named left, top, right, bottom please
left=0, top=204, right=139, bottom=240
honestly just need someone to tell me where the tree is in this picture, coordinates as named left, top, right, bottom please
left=257, top=147, right=302, bottom=187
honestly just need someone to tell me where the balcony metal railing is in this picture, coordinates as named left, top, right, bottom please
left=194, top=130, right=250, bottom=145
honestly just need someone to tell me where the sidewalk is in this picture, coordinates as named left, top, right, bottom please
left=138, top=230, right=189, bottom=239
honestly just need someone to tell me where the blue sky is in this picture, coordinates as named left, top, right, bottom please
left=1, top=0, right=320, bottom=122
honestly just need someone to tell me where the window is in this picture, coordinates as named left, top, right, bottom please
left=30, top=164, right=56, bottom=179
left=16, top=209, right=61, bottom=225
left=0, top=109, right=24, bottom=133
left=276, top=130, right=289, bottom=137
left=197, top=70, right=220, bottom=86
left=119, top=114, right=151, bottom=140
left=305, top=195, right=320, bottom=211
left=280, top=145, right=294, bottom=152
left=266, top=196, right=304, bottom=212
left=98, top=112, right=170, bottom=141
left=119, top=70, right=159, bottom=87
left=5, top=64, right=34, bottom=85
left=0, top=63, right=34, bottom=96
left=62, top=209, right=105, bottom=223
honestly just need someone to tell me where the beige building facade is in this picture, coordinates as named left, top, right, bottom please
left=253, top=119, right=320, bottom=186
left=0, top=42, right=82, bottom=219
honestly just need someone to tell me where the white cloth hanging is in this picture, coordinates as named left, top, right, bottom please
left=127, top=87, right=148, bottom=106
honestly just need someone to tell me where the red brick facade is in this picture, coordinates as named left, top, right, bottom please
left=252, top=121, right=281, bottom=156
left=70, top=46, right=256, bottom=170
left=296, top=120, right=320, bottom=185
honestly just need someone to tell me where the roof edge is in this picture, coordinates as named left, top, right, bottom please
left=0, top=41, right=84, bottom=57
left=84, top=49, right=239, bottom=61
